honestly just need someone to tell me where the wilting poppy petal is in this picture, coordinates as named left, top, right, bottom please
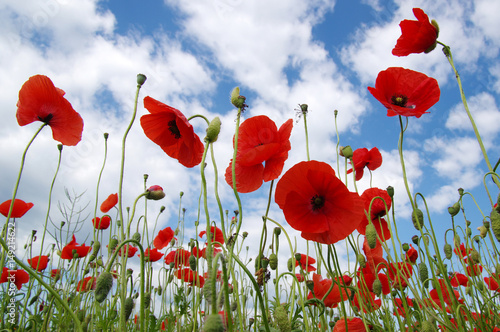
left=154, top=227, right=175, bottom=250
left=368, top=67, right=440, bottom=118
left=16, top=75, right=84, bottom=146
left=275, top=161, right=364, bottom=245
left=141, top=97, right=204, bottom=168
left=392, top=8, right=439, bottom=57
left=100, top=193, right=118, bottom=213
left=0, top=199, right=34, bottom=218
left=28, top=255, right=49, bottom=271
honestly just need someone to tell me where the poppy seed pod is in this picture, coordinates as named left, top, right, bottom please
left=203, top=314, right=224, bottom=332
left=230, top=87, right=246, bottom=109
left=137, top=74, right=147, bottom=86
left=365, top=223, right=377, bottom=249
left=205, top=117, right=221, bottom=143
left=95, top=271, right=113, bottom=303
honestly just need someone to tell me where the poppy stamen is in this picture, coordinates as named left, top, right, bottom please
left=311, top=195, right=325, bottom=211
left=167, top=120, right=182, bottom=139
left=38, top=113, right=53, bottom=124
left=391, top=94, right=409, bottom=107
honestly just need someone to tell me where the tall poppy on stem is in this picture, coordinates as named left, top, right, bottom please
left=0, top=267, right=30, bottom=290
left=92, top=215, right=111, bottom=230
left=347, top=147, right=382, bottom=181
left=275, top=161, right=364, bottom=245
left=27, top=255, right=49, bottom=271
left=392, top=8, right=439, bottom=57
left=368, top=67, right=440, bottom=118
left=0, top=199, right=34, bottom=218
left=100, top=193, right=118, bottom=213
left=16, top=75, right=84, bottom=146
left=60, top=235, right=92, bottom=260
left=357, top=187, right=392, bottom=241
left=226, top=115, right=293, bottom=193
left=199, top=226, right=225, bottom=247
left=141, top=97, right=204, bottom=168
left=154, top=227, right=175, bottom=250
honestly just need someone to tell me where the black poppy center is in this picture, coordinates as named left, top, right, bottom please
left=168, top=120, right=182, bottom=139
left=310, top=195, right=325, bottom=211
left=391, top=94, right=409, bottom=107
left=38, top=113, right=53, bottom=124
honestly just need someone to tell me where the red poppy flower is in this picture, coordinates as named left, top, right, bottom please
left=353, top=288, right=381, bottom=313
left=450, top=272, right=468, bottom=287
left=393, top=297, right=414, bottom=316
left=306, top=273, right=351, bottom=308
left=295, top=254, right=316, bottom=272
left=16, top=75, right=84, bottom=146
left=117, top=244, right=138, bottom=258
left=100, top=193, right=118, bottom=213
left=347, top=147, right=382, bottom=181
left=392, top=8, right=439, bottom=57
left=164, top=249, right=191, bottom=268
left=275, top=161, right=364, bottom=245
left=92, top=215, right=111, bottom=230
left=0, top=199, right=34, bottom=218
left=76, top=276, right=96, bottom=292
left=0, top=267, right=30, bottom=290
left=161, top=318, right=169, bottom=331
left=332, top=317, right=367, bottom=332
left=357, top=188, right=392, bottom=241
left=357, top=266, right=391, bottom=296
left=429, top=279, right=461, bottom=307
left=363, top=237, right=387, bottom=275
left=484, top=274, right=500, bottom=292
left=387, top=262, right=413, bottom=289
left=141, top=96, right=204, bottom=168
left=367, top=67, right=440, bottom=118
left=405, top=244, right=418, bottom=264
left=60, top=235, right=92, bottom=260
left=142, top=247, right=164, bottom=262
left=199, top=226, right=225, bottom=247
left=154, top=227, right=175, bottom=250
left=454, top=243, right=472, bottom=262
left=225, top=116, right=293, bottom=193
left=466, top=264, right=483, bottom=277
left=27, top=255, right=49, bottom=271
left=176, top=268, right=205, bottom=287
left=51, top=269, right=61, bottom=279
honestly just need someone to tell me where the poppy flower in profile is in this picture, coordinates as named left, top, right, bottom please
left=306, top=273, right=352, bottom=308
left=92, top=215, right=111, bottom=230
left=405, top=244, right=418, bottom=264
left=142, top=248, right=164, bottom=262
left=392, top=8, right=439, bottom=57
left=199, top=226, right=225, bottom=247
left=60, top=235, right=92, bottom=260
left=450, top=272, right=468, bottom=287
left=176, top=268, right=205, bottom=287
left=347, top=147, right=382, bottom=181
left=225, top=115, right=293, bottom=193
left=295, top=254, right=316, bottom=272
left=153, top=227, right=175, bottom=250
left=117, top=244, right=138, bottom=258
left=16, top=75, right=84, bottom=146
left=0, top=267, right=30, bottom=290
left=28, top=255, right=49, bottom=271
left=484, top=274, right=500, bottom=292
left=164, top=248, right=191, bottom=268
left=368, top=67, right=440, bottom=118
left=100, top=193, right=118, bottom=213
left=332, top=317, right=367, bottom=332
left=275, top=161, right=364, bottom=245
left=357, top=188, right=392, bottom=241
left=141, top=96, right=204, bottom=168
left=0, top=199, right=34, bottom=218
left=76, top=276, right=96, bottom=292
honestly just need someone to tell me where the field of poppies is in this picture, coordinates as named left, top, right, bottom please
left=2, top=7, right=500, bottom=332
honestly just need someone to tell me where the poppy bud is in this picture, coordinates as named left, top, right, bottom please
left=306, top=280, right=315, bottom=292
left=230, top=87, right=246, bottom=109
left=418, top=263, right=429, bottom=288
left=412, top=209, right=424, bottom=230
left=469, top=250, right=480, bottom=264
left=124, top=297, right=134, bottom=321
left=372, top=279, right=382, bottom=296
left=357, top=254, right=366, bottom=268
left=458, top=188, right=464, bottom=196
left=386, top=186, right=394, bottom=198
left=57, top=144, right=63, bottom=151
left=443, top=243, right=452, bottom=260
left=411, top=235, right=419, bottom=245
left=132, top=232, right=141, bottom=243
left=203, top=278, right=214, bottom=304
left=93, top=241, right=101, bottom=254
left=299, top=104, right=308, bottom=114
left=477, top=225, right=488, bottom=238
left=287, top=258, right=293, bottom=272
left=160, top=206, right=165, bottom=213
left=204, top=313, right=224, bottom=332
left=104, top=133, right=109, bottom=140
left=274, top=305, right=291, bottom=332
left=261, top=257, right=269, bottom=269
left=146, top=185, right=165, bottom=200
left=274, top=227, right=281, bottom=236
left=137, top=74, right=147, bottom=86
left=448, top=202, right=460, bottom=217
left=157, top=286, right=162, bottom=296
left=242, top=231, right=248, bottom=238
left=189, top=255, right=197, bottom=271
left=453, top=234, right=461, bottom=248
left=96, top=258, right=103, bottom=267
left=490, top=209, right=500, bottom=242
left=95, top=271, right=114, bottom=303
left=295, top=253, right=302, bottom=262
left=365, top=223, right=377, bottom=249
left=269, top=253, right=278, bottom=270
left=109, top=238, right=118, bottom=252
left=28, top=294, right=39, bottom=306
left=402, top=243, right=409, bottom=252
left=205, top=117, right=221, bottom=143
left=144, top=292, right=151, bottom=309
left=340, top=146, right=353, bottom=158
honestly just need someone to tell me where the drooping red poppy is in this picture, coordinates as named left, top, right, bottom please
left=225, top=116, right=293, bottom=193
left=16, top=75, right=84, bottom=146
left=306, top=273, right=352, bottom=308
left=142, top=247, right=164, bottom=262
left=357, top=188, right=392, bottom=241
left=295, top=254, right=316, bottom=272
left=76, top=276, right=96, bottom=292
left=405, top=244, right=418, bottom=264
left=164, top=249, right=191, bottom=269
left=0, top=267, right=30, bottom=290
left=60, top=235, right=92, bottom=260
left=466, top=264, right=483, bottom=277
left=347, top=147, right=382, bottom=181
left=367, top=67, right=440, bottom=118
left=392, top=8, right=439, bottom=57
left=332, top=317, right=367, bottom=332
left=92, top=215, right=111, bottom=230
left=275, top=161, right=364, bottom=245
left=154, top=227, right=175, bottom=250
left=141, top=96, right=204, bottom=168
left=199, top=226, right=225, bottom=247
left=27, top=255, right=49, bottom=271
left=0, top=199, right=34, bottom=218
left=117, top=244, right=138, bottom=258
left=100, top=193, right=118, bottom=213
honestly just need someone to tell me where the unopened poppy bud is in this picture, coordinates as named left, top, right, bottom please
left=469, top=250, right=480, bottom=264
left=478, top=225, right=488, bottom=238
left=132, top=232, right=141, bottom=243
left=299, top=104, right=308, bottom=114
left=306, top=280, right=315, bottom=292
left=444, top=243, right=452, bottom=259
left=205, top=117, right=221, bottom=143
left=96, top=258, right=103, bottom=267
left=204, top=313, right=224, bottom=332
left=274, top=305, right=291, bottom=331
left=357, top=254, right=366, bottom=268
left=269, top=253, right=278, bottom=270
left=242, top=231, right=248, bottom=238
left=372, top=278, right=382, bottom=296
left=402, top=243, right=409, bottom=252
left=490, top=209, right=500, bottom=242
left=274, top=227, right=281, bottom=236
left=93, top=241, right=101, bottom=254
left=95, top=271, right=114, bottom=303
left=104, top=132, right=109, bottom=139
left=411, top=235, right=419, bottom=245
left=412, top=209, right=424, bottom=230
left=420, top=320, right=435, bottom=332
left=295, top=253, right=302, bottom=262
left=261, top=257, right=269, bottom=269
left=419, top=263, right=429, bottom=288
left=157, top=286, right=162, bottom=296
left=386, top=186, right=394, bottom=198
left=340, top=145, right=353, bottom=158
left=287, top=258, right=293, bottom=272
left=109, top=238, right=118, bottom=252
left=448, top=202, right=460, bottom=217
left=146, top=185, right=165, bottom=200
left=124, top=297, right=134, bottom=321
left=60, top=221, right=66, bottom=227
left=230, top=87, right=247, bottom=109
left=189, top=255, right=197, bottom=271
left=137, top=74, right=147, bottom=86
left=126, top=269, right=133, bottom=277
left=365, top=223, right=377, bottom=249
left=477, top=280, right=484, bottom=292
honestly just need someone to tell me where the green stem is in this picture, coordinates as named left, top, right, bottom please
left=303, top=112, right=310, bottom=161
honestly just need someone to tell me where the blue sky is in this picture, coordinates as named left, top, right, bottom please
left=1, top=0, right=500, bottom=272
